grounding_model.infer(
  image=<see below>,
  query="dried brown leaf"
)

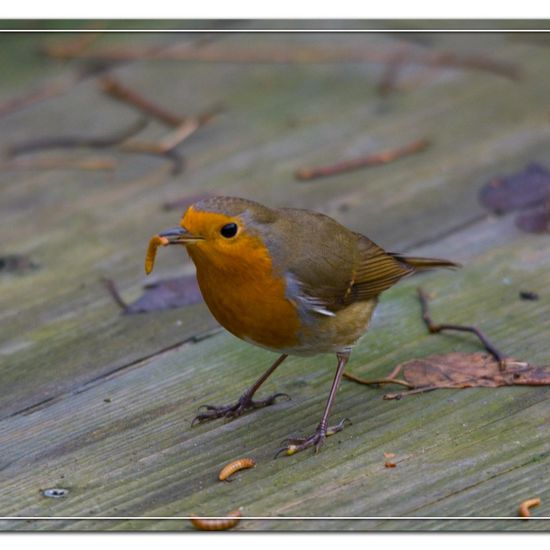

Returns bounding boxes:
[479,163,550,214]
[103,275,203,314]
[515,203,550,234]
[345,352,550,400]
[128,275,203,313]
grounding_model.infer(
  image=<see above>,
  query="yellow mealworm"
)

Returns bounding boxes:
[218,457,256,482]
[144,235,169,275]
[190,509,242,531]
[518,497,541,518]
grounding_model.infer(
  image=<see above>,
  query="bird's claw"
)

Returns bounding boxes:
[274,418,351,458]
[197,404,219,412]
[192,392,290,426]
[251,392,290,408]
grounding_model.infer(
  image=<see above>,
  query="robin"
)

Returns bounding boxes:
[148,196,458,456]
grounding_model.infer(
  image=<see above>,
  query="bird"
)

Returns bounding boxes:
[148,196,459,456]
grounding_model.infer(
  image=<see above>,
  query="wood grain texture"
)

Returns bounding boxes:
[0,24,549,531]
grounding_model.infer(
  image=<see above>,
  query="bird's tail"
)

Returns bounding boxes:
[391,253,461,272]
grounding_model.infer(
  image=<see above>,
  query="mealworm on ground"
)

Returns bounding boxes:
[218,457,257,481]
[144,235,170,275]
[190,509,242,531]
[518,497,541,518]
[383,452,396,459]
[384,461,397,468]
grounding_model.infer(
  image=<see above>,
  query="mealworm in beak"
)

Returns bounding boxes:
[145,235,170,275]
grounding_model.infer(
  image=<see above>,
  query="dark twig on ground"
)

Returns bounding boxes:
[295,138,430,181]
[4,116,188,175]
[101,277,129,312]
[0,155,117,172]
[119,105,222,175]
[99,75,186,127]
[6,117,148,157]
[40,29,105,59]
[417,287,507,368]
[41,42,521,81]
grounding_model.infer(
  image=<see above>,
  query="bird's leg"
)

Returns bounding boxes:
[276,352,351,457]
[192,354,290,425]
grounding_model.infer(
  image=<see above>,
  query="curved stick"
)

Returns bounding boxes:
[417,288,507,369]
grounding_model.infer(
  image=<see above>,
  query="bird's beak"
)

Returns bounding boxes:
[158,227,204,244]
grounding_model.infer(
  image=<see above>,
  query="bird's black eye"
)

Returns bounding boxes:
[220,223,238,238]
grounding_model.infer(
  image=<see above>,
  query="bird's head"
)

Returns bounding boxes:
[159,196,278,272]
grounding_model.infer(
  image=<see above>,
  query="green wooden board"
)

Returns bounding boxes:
[0,23,549,531]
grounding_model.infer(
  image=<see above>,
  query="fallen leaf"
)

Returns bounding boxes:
[344,352,550,400]
[103,275,203,314]
[126,275,203,313]
[515,202,550,233]
[479,163,550,214]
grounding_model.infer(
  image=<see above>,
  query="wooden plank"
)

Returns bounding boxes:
[0,28,549,530]
[2,28,545,414]
[1,215,549,531]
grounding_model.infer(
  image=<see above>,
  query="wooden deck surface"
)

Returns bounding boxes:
[0,22,549,531]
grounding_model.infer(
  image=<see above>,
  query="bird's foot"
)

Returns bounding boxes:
[191,392,290,426]
[275,417,351,457]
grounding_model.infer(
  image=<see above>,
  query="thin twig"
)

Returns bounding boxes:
[0,156,117,172]
[120,120,200,155]
[6,117,148,158]
[120,146,185,176]
[99,75,186,127]
[295,138,430,181]
[41,42,521,80]
[376,48,409,97]
[158,120,201,149]
[417,287,507,369]
[41,29,105,59]
[101,277,129,312]
[118,105,222,176]
[116,142,185,175]
[427,51,521,80]
[342,371,414,389]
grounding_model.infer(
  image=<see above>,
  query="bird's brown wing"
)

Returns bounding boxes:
[268,209,411,315]
[343,234,413,304]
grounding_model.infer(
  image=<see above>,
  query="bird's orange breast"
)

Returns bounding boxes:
[183,210,301,351]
